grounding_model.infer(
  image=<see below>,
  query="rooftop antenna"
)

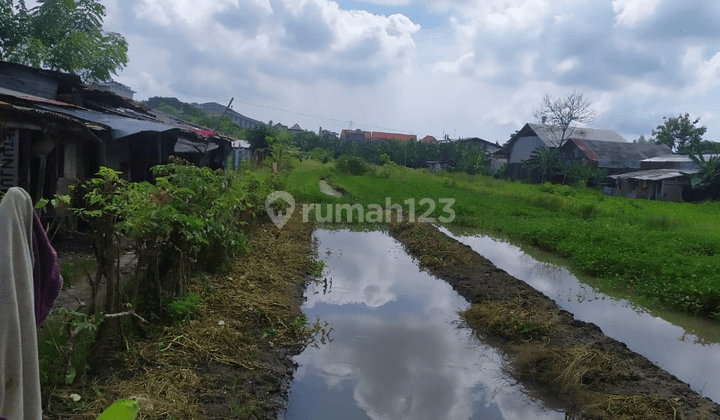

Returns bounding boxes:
[349,120,354,130]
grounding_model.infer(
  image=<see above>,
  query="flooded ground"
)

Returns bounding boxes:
[443,228,720,404]
[283,230,564,420]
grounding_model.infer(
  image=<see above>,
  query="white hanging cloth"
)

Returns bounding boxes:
[0,187,42,420]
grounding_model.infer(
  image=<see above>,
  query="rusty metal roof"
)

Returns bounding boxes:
[567,139,672,168]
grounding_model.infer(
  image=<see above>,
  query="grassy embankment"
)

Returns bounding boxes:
[286,159,720,318]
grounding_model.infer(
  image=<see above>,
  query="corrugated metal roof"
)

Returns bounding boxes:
[567,140,672,166]
[609,169,698,181]
[38,104,174,139]
[174,137,220,153]
[642,154,720,162]
[526,123,627,147]
[0,86,83,108]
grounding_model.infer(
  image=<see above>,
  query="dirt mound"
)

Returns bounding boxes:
[390,221,720,420]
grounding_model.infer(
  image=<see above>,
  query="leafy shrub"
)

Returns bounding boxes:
[335,155,369,175]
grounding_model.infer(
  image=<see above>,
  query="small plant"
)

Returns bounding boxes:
[261,327,278,339]
[308,258,325,277]
[167,292,203,321]
[290,315,309,335]
[38,308,102,387]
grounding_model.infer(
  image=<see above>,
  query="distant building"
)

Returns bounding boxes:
[456,137,502,154]
[605,169,696,201]
[505,123,628,178]
[420,135,436,144]
[198,102,260,129]
[340,129,416,143]
[340,129,370,143]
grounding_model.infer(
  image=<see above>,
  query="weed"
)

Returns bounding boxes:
[261,327,278,339]
[167,292,203,321]
[229,400,259,419]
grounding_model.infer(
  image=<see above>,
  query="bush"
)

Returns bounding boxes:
[335,155,369,175]
[167,292,204,321]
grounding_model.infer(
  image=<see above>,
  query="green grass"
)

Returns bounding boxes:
[286,159,720,318]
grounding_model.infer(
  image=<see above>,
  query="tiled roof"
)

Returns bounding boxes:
[370,131,417,142]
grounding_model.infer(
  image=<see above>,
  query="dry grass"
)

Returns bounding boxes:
[86,366,202,420]
[63,212,318,419]
[459,299,688,420]
[390,221,475,269]
[461,299,561,342]
[582,394,682,420]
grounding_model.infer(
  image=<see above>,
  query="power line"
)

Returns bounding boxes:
[232,98,421,136]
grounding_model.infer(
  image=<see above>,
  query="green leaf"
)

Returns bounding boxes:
[65,366,76,384]
[35,198,49,209]
[96,399,139,420]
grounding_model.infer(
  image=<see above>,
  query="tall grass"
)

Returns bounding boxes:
[286,160,720,318]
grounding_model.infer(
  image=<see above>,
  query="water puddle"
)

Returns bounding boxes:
[283,230,564,420]
[319,180,342,197]
[442,229,720,404]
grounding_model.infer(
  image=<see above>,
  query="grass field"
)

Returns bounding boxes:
[286,159,720,318]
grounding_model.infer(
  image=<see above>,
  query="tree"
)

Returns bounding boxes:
[525,147,562,183]
[651,113,707,154]
[247,123,277,152]
[533,91,595,147]
[0,0,128,83]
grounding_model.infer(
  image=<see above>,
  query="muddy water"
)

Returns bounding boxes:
[442,229,720,404]
[283,230,564,420]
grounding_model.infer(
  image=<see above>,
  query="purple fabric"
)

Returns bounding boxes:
[32,211,62,326]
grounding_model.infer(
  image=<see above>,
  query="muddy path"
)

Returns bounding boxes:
[389,221,720,420]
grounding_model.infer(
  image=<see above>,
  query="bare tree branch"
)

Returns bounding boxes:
[533,91,595,147]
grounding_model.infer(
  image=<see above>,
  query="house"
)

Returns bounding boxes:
[0,60,241,200]
[605,169,697,201]
[0,86,105,202]
[457,137,502,154]
[288,123,303,134]
[559,139,672,175]
[420,135,436,144]
[504,123,628,177]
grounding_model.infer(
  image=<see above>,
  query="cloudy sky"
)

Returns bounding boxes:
[98,0,720,144]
